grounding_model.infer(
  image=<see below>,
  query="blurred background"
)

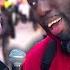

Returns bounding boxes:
[0,0,47,66]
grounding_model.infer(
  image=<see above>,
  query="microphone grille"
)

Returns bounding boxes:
[9,48,26,67]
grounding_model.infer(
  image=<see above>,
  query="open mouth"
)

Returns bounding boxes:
[48,17,62,28]
[47,16,63,35]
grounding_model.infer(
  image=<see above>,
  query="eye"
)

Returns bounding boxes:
[27,0,38,8]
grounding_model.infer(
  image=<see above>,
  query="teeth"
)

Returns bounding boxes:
[48,17,62,27]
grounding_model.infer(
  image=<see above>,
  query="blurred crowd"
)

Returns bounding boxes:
[0,0,46,66]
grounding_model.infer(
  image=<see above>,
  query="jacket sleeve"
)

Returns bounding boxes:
[21,36,53,70]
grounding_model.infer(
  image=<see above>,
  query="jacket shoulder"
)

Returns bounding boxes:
[22,36,53,70]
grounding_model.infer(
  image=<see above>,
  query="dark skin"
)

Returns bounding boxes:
[27,0,70,53]
[27,0,70,41]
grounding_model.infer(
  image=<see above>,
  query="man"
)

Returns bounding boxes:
[21,0,70,70]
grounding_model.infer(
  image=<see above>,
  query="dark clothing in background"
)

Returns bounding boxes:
[0,61,9,70]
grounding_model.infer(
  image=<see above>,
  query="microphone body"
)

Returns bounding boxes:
[9,48,26,70]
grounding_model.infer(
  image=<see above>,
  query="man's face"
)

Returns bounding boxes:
[27,0,70,40]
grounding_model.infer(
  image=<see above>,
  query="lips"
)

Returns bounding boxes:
[48,17,62,28]
[47,16,63,35]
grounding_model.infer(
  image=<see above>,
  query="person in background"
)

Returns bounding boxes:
[22,0,70,70]
[0,0,15,70]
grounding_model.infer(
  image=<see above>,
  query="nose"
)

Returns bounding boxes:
[37,0,51,16]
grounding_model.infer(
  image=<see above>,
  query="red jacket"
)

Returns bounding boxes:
[21,36,70,70]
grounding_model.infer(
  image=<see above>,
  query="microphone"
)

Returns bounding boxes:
[9,48,26,70]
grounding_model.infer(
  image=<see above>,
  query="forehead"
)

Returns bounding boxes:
[27,0,69,4]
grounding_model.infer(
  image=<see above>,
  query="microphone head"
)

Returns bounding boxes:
[9,48,26,67]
